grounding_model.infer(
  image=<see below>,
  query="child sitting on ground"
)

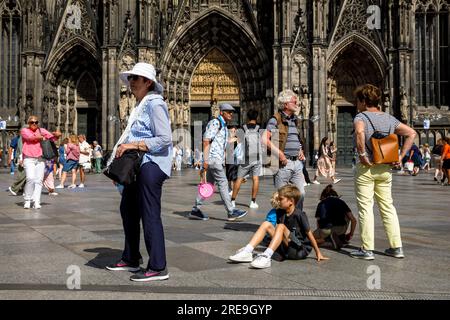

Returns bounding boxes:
[313,184,356,250]
[229,185,328,269]
[264,191,280,227]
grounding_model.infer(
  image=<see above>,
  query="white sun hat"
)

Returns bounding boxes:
[119,62,164,94]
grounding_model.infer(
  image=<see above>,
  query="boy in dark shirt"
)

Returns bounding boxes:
[229,185,328,269]
[313,185,357,250]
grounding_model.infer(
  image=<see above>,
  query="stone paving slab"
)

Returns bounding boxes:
[0,167,449,299]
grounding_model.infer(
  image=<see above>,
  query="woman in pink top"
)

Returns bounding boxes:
[20,115,61,209]
[57,135,80,189]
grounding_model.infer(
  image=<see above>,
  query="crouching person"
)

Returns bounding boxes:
[228,185,328,268]
[313,185,357,250]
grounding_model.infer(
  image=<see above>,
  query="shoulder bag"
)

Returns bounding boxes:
[103,149,145,185]
[361,113,399,164]
[39,129,58,160]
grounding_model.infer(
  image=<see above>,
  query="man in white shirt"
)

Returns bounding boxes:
[77,134,92,188]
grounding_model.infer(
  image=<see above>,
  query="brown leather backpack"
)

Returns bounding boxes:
[361,113,399,164]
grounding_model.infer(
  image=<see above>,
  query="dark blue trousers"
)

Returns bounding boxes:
[120,162,168,271]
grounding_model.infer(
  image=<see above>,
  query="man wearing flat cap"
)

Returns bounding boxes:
[189,103,248,221]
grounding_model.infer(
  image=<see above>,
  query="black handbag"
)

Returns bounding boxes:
[39,129,58,160]
[103,150,145,185]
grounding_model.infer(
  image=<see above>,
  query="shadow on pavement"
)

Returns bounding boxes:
[84,247,123,269]
[223,223,260,232]
[172,211,190,218]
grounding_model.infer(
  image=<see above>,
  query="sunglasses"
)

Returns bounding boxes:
[28,121,39,125]
[127,75,141,81]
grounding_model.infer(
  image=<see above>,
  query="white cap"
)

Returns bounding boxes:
[119,62,164,94]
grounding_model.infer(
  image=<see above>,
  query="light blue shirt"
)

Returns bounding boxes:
[203,115,228,165]
[125,92,173,177]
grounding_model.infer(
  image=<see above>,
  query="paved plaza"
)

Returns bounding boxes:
[0,166,449,300]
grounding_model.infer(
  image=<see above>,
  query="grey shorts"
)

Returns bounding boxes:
[237,161,262,178]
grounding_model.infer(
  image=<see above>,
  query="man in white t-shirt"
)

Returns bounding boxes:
[77,134,92,188]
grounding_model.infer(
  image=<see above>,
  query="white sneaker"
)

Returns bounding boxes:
[249,201,259,209]
[231,200,236,208]
[229,248,253,263]
[49,192,59,196]
[33,202,41,209]
[250,254,271,269]
[78,183,85,188]
[333,179,341,184]
[311,180,320,185]
[8,187,17,196]
[24,201,31,209]
[55,185,64,189]
[68,184,76,189]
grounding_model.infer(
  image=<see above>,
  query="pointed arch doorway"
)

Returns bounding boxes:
[76,72,100,142]
[188,48,241,144]
[328,42,384,166]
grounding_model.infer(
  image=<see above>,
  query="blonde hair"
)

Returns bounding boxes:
[27,115,38,122]
[270,192,280,209]
[69,134,78,144]
[278,184,301,205]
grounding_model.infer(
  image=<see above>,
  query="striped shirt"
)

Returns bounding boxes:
[266,112,302,157]
[125,94,173,177]
[353,111,400,162]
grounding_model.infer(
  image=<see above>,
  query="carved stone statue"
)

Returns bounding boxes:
[139,50,155,64]
[300,85,310,121]
[59,103,66,129]
[118,87,128,131]
[211,99,220,118]
[42,103,49,127]
[16,95,25,125]
[383,96,391,114]
[400,87,409,121]
[49,101,56,126]
[183,101,190,125]
[120,55,135,72]
[176,101,183,126]
[68,103,76,130]
[24,90,34,124]
[168,100,176,124]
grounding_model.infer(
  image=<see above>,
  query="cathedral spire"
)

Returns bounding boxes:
[119,9,136,56]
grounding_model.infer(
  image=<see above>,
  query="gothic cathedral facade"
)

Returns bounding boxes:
[0,0,449,165]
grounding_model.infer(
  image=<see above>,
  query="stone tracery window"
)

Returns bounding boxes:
[415,5,450,107]
[0,0,21,109]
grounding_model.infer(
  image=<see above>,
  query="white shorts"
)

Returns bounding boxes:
[79,162,92,170]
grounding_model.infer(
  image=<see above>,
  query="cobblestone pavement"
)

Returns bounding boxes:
[0,166,449,300]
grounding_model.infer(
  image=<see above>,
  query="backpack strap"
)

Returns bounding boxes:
[360,112,377,132]
[210,117,225,149]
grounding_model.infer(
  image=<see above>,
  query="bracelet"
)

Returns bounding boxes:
[358,152,368,157]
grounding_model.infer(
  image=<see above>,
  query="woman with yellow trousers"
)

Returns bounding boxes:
[350,84,416,260]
